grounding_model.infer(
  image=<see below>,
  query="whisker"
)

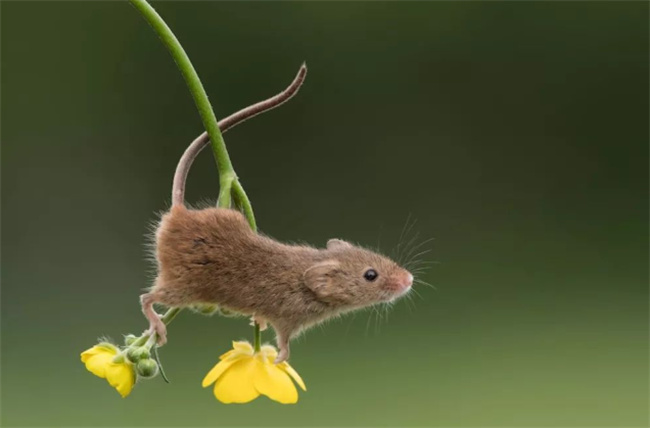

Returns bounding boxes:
[409,260,439,267]
[365,307,374,338]
[405,295,414,313]
[409,264,437,276]
[402,220,421,261]
[402,237,435,267]
[406,261,433,273]
[394,215,416,262]
[408,262,432,274]
[398,213,412,244]
[376,223,383,254]
[414,278,437,290]
[374,306,382,335]
[399,230,421,265]
[403,292,416,313]
[391,216,407,260]
[383,304,390,325]
[363,311,372,337]
[382,302,393,324]
[410,287,425,300]
[409,261,437,270]
[408,237,435,256]
[405,248,433,265]
[411,271,433,280]
[404,235,434,254]
[343,311,358,339]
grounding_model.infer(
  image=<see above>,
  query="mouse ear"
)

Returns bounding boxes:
[327,239,352,250]
[303,260,346,303]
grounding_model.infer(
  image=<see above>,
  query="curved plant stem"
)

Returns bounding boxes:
[129,0,235,189]
[152,345,171,383]
[128,0,261,349]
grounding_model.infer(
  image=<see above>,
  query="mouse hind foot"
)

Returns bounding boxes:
[140,283,197,346]
[140,292,169,346]
[272,326,292,364]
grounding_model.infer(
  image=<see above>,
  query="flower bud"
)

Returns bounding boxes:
[137,358,159,378]
[126,346,150,363]
[124,334,138,346]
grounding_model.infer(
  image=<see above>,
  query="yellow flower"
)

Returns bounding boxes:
[80,344,136,398]
[202,341,306,404]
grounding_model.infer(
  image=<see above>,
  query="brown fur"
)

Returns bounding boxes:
[140,65,413,362]
[145,205,413,362]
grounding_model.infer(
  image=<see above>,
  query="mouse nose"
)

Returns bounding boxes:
[395,271,413,292]
[404,272,414,288]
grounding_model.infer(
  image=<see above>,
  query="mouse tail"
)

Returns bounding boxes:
[171,64,308,207]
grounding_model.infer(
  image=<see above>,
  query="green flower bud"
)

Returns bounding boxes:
[126,346,150,363]
[137,358,159,378]
[124,334,138,346]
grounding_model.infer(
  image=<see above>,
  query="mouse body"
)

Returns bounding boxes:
[139,65,414,363]
[144,205,413,362]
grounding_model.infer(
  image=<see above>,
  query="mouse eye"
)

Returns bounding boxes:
[363,269,378,282]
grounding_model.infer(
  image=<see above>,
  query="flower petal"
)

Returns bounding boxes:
[257,345,306,392]
[105,363,135,398]
[81,346,135,398]
[219,350,236,361]
[278,362,307,391]
[202,355,245,388]
[213,357,260,404]
[260,345,278,362]
[232,341,253,355]
[80,349,100,364]
[82,351,114,379]
[80,345,116,364]
[253,356,298,404]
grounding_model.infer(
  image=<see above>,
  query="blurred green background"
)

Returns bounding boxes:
[2,1,648,427]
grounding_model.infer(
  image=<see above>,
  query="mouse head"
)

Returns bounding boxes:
[303,239,413,308]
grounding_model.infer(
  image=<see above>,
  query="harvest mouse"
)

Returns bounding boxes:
[141,66,414,363]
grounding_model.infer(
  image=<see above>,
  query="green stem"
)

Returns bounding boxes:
[253,322,261,353]
[129,0,235,185]
[217,176,233,208]
[161,307,181,324]
[232,180,257,231]
[129,0,260,349]
[132,307,181,348]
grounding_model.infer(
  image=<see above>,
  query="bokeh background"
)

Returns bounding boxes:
[2,1,648,427]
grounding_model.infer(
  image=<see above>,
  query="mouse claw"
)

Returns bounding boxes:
[274,346,290,364]
[273,329,291,364]
[146,322,167,347]
[155,331,167,347]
